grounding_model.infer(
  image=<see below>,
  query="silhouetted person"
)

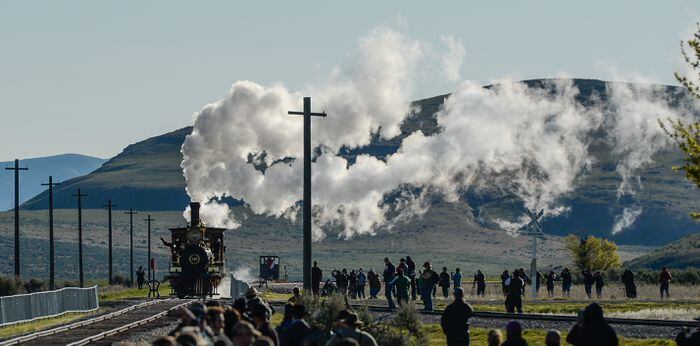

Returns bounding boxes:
[660,267,672,299]
[502,321,528,346]
[473,270,486,297]
[280,304,311,346]
[356,268,366,299]
[545,330,561,346]
[440,287,474,346]
[545,271,557,298]
[582,269,594,299]
[367,269,380,299]
[505,270,524,313]
[535,271,542,293]
[566,303,618,346]
[439,267,451,299]
[383,258,396,308]
[621,269,636,299]
[136,266,146,290]
[311,261,322,297]
[560,268,572,298]
[406,256,417,300]
[501,270,510,296]
[594,271,604,299]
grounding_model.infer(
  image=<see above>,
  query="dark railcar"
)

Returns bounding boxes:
[165,202,226,298]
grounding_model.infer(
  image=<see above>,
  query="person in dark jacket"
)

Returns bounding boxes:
[501,270,510,296]
[505,270,524,313]
[473,270,486,297]
[535,271,542,293]
[406,256,417,300]
[545,271,557,298]
[501,321,528,346]
[594,271,605,299]
[333,269,349,296]
[621,269,637,299]
[660,267,672,299]
[676,317,700,346]
[582,270,594,299]
[420,262,438,311]
[439,267,451,299]
[440,287,474,346]
[383,258,396,308]
[136,266,146,290]
[560,268,572,298]
[566,303,618,346]
[251,303,279,346]
[367,269,380,299]
[311,261,322,298]
[280,304,311,346]
[348,270,357,299]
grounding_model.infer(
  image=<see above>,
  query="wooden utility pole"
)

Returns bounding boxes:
[41,176,60,290]
[288,96,326,291]
[71,189,88,287]
[125,209,138,287]
[103,200,117,285]
[143,215,155,282]
[5,159,28,279]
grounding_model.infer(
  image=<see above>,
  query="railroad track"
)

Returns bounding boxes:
[0,298,192,346]
[360,304,696,328]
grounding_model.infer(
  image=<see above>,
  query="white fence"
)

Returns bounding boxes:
[0,286,99,326]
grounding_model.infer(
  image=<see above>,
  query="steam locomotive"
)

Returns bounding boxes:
[165,202,226,298]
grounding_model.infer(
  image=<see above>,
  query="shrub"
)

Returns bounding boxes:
[0,276,24,296]
[23,278,47,293]
[113,275,131,287]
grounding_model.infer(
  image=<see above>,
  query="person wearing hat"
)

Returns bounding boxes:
[676,316,700,345]
[280,304,311,346]
[326,310,377,346]
[233,321,263,346]
[440,287,474,345]
[420,262,438,311]
[391,268,411,306]
[250,303,279,346]
[502,321,528,346]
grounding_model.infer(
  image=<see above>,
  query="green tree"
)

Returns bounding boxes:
[564,234,621,272]
[659,24,700,219]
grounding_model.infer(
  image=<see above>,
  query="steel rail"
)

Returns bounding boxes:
[0,299,168,346]
[360,304,696,328]
[66,300,192,346]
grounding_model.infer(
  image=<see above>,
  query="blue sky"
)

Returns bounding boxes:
[1,1,699,160]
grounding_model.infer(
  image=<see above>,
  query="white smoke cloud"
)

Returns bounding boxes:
[181,25,698,239]
[440,35,465,82]
[612,206,643,235]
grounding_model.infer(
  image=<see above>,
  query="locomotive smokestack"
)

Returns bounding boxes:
[190,202,200,227]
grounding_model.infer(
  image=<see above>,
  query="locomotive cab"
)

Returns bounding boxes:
[166,202,226,298]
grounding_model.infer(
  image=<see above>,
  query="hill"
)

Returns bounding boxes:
[19,78,700,246]
[0,154,105,211]
[625,232,700,269]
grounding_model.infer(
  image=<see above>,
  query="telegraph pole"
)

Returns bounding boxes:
[103,200,117,285]
[71,189,88,288]
[5,159,28,279]
[41,176,60,290]
[288,96,327,291]
[143,215,155,282]
[125,209,138,287]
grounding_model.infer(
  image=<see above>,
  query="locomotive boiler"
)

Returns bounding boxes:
[165,202,226,298]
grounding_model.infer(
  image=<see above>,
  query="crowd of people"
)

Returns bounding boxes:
[312,257,679,314]
[150,281,700,346]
